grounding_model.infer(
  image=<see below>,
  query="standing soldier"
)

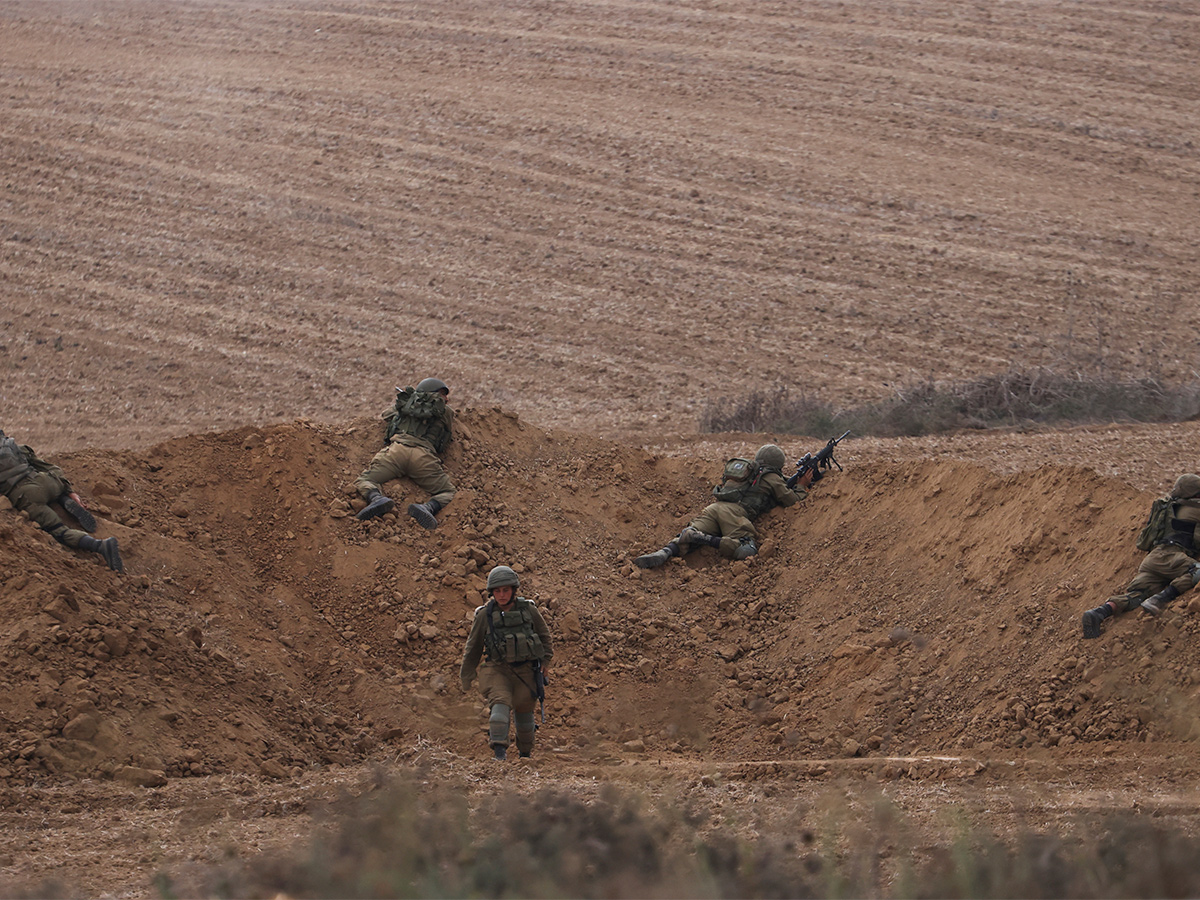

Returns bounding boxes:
[460,565,553,761]
[1,427,123,572]
[1082,473,1200,638]
[354,377,456,529]
[634,443,815,568]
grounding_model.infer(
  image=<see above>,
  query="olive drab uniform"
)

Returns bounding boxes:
[354,380,456,529]
[1082,474,1200,638]
[460,597,553,758]
[0,430,123,572]
[688,468,804,558]
[634,444,808,568]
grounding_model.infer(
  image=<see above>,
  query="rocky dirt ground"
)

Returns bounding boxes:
[2,1,1200,897]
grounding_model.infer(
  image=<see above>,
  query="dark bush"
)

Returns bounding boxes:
[700,370,1200,438]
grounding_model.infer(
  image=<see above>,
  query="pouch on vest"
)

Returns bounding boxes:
[1136,497,1173,552]
[713,457,760,503]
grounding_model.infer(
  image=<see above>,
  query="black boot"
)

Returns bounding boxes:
[1141,585,1180,617]
[1081,603,1114,639]
[492,743,507,761]
[80,536,124,573]
[356,490,395,520]
[635,541,679,569]
[407,498,443,529]
[679,527,720,549]
[61,494,96,533]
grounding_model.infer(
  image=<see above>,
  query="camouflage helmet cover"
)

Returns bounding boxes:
[1171,474,1200,500]
[416,377,449,394]
[754,443,786,470]
[487,565,520,591]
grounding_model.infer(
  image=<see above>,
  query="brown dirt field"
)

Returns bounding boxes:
[3,1,1200,896]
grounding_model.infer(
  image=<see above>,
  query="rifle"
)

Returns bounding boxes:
[532,660,549,725]
[786,430,850,489]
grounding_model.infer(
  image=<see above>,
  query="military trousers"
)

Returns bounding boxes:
[1108,543,1199,612]
[355,441,455,508]
[478,660,538,713]
[688,501,757,543]
[7,472,87,548]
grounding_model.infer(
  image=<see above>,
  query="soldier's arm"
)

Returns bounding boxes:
[768,472,804,507]
[530,605,553,668]
[460,611,485,689]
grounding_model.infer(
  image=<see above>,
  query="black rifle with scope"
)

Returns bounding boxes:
[786,430,850,489]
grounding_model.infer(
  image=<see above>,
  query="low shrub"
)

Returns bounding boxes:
[699,370,1200,438]
[137,775,1200,899]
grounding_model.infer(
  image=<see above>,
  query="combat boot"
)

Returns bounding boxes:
[492,744,507,761]
[61,493,96,533]
[407,498,443,529]
[356,490,395,521]
[634,541,679,569]
[1140,585,1180,617]
[80,536,124,573]
[1081,603,1113,639]
[679,527,719,549]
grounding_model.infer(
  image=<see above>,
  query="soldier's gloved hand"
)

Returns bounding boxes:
[1190,563,1200,587]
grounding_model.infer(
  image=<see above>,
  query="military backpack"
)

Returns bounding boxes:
[1136,497,1173,552]
[713,457,761,504]
[383,387,451,453]
[0,435,33,492]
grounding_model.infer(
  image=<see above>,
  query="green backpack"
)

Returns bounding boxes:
[384,387,451,452]
[1135,497,1173,552]
[713,457,761,503]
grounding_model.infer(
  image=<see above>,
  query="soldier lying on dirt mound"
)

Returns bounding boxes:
[353,376,456,530]
[460,565,553,761]
[1082,473,1200,639]
[634,443,815,569]
[0,427,123,572]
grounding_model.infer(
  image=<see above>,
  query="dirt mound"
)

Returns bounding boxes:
[4,410,1199,788]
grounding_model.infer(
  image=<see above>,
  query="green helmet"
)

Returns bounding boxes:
[487,565,520,591]
[1172,474,1200,500]
[754,443,786,471]
[416,377,449,395]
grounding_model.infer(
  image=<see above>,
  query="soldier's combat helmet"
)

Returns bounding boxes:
[754,443,786,471]
[486,565,520,592]
[416,377,449,395]
[1171,474,1200,500]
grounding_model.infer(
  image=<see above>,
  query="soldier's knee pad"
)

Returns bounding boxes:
[719,536,756,560]
[488,703,511,744]
[514,712,535,734]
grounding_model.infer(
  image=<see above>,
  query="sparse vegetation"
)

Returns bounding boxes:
[700,370,1200,438]
[132,775,1200,899]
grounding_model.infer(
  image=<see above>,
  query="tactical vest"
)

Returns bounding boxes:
[739,472,782,519]
[1164,507,1198,553]
[384,388,451,454]
[481,597,545,664]
[0,435,33,493]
